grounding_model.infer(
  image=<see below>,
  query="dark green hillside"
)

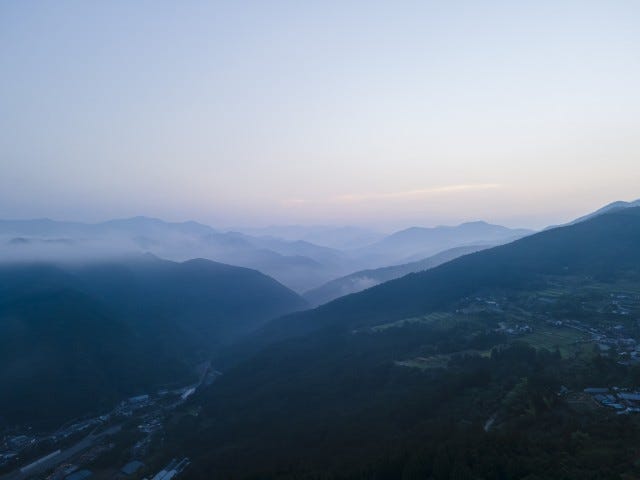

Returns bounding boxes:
[176,338,640,479]
[0,289,188,425]
[0,256,306,426]
[162,208,640,479]
[76,256,307,341]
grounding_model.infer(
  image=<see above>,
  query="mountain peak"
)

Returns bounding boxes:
[568,197,640,225]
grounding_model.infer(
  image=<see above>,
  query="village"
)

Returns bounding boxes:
[0,364,220,480]
[470,285,640,364]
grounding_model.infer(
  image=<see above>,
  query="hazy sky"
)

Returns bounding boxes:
[1,1,639,230]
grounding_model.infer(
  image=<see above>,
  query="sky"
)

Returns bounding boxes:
[1,0,639,230]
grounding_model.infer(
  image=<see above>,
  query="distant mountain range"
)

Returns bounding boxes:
[0,255,305,425]
[303,244,491,306]
[0,217,535,292]
[0,217,358,292]
[1,199,635,300]
[351,221,533,266]
[0,216,217,238]
[233,225,386,250]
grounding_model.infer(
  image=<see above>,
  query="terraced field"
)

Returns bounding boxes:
[396,349,492,370]
[371,312,458,332]
[516,325,592,357]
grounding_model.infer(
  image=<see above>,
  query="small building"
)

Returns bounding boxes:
[7,435,32,450]
[584,387,609,394]
[65,470,92,480]
[121,460,145,475]
[594,394,617,404]
[619,392,640,402]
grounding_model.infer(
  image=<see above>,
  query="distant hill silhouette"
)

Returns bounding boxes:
[303,244,490,306]
[235,225,385,249]
[0,217,539,293]
[353,221,533,265]
[0,217,362,292]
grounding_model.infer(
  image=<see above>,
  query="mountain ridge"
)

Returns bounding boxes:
[0,255,306,425]
[259,206,640,343]
[303,244,491,306]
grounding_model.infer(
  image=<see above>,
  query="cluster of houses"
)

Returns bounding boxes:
[0,451,17,469]
[583,387,640,414]
[547,318,640,361]
[0,381,201,479]
[609,293,638,316]
[0,433,36,469]
[51,418,103,443]
[115,394,154,417]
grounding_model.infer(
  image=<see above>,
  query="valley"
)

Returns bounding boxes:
[2,205,640,479]
[153,207,640,479]
[0,363,217,480]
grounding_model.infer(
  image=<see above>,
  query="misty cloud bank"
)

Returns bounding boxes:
[0,217,535,293]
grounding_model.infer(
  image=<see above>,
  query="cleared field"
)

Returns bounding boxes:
[535,288,568,298]
[395,355,449,370]
[371,312,456,332]
[396,350,491,370]
[517,326,591,357]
